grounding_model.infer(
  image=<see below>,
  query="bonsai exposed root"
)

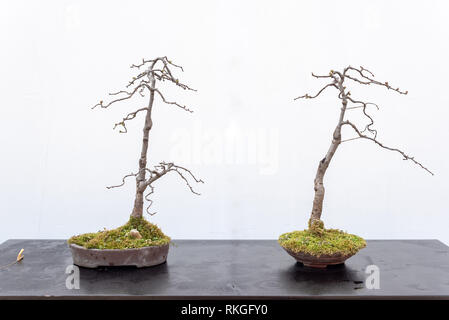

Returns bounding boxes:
[308,218,325,237]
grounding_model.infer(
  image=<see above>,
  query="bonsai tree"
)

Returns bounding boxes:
[279,66,433,267]
[69,57,203,253]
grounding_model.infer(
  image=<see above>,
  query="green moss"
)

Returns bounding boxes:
[278,226,366,257]
[68,217,171,249]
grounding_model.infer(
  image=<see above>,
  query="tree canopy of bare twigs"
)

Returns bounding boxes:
[92,57,203,218]
[295,66,433,227]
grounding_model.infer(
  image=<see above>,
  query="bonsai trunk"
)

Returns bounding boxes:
[309,90,347,226]
[131,75,156,219]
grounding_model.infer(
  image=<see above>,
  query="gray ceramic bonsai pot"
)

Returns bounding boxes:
[69,243,169,268]
[281,247,356,268]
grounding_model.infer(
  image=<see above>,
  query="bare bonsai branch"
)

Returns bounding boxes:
[153,88,194,113]
[344,66,408,95]
[113,107,149,133]
[127,56,196,91]
[142,162,203,216]
[294,82,337,100]
[343,120,434,175]
[92,56,196,113]
[144,185,156,216]
[144,162,204,191]
[106,172,137,189]
[295,65,433,230]
[346,97,379,138]
[92,84,145,109]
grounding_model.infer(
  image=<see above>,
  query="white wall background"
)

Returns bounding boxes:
[1,0,448,245]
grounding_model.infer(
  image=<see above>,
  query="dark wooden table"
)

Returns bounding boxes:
[0,239,448,299]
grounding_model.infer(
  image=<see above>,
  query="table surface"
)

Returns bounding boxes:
[0,239,448,299]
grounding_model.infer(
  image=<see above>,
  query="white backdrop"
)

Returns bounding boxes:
[1,0,448,245]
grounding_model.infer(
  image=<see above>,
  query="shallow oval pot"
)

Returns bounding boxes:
[69,243,169,268]
[281,247,358,268]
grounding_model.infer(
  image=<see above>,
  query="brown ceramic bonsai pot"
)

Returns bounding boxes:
[281,247,357,268]
[69,243,169,268]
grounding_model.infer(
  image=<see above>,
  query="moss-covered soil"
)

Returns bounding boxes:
[278,227,366,257]
[68,217,171,249]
